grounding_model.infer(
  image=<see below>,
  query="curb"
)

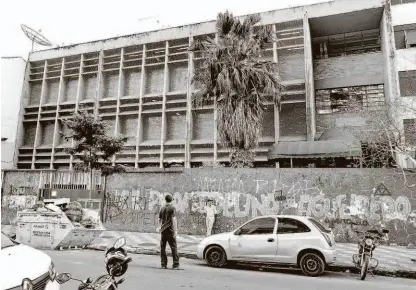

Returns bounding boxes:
[86,245,416,279]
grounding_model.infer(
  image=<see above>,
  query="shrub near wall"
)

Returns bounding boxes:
[105,168,416,246]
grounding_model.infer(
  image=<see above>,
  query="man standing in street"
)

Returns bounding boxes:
[157,194,180,269]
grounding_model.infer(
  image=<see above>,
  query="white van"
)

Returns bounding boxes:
[0,232,60,290]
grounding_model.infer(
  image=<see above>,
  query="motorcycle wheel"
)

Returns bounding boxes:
[360,254,370,281]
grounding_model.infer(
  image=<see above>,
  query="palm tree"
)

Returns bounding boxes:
[190,11,282,167]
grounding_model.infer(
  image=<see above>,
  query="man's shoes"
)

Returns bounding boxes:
[161,265,167,269]
[172,265,181,270]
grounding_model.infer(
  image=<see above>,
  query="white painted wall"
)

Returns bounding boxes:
[391,3,416,169]
[391,2,416,26]
[1,57,27,169]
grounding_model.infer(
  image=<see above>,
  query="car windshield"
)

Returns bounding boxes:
[308,218,331,233]
[1,232,19,249]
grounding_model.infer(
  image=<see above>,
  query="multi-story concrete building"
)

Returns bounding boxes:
[392,0,416,168]
[1,57,27,169]
[10,0,416,170]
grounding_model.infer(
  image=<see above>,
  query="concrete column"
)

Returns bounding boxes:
[70,54,85,170]
[31,60,48,169]
[112,48,125,166]
[159,41,169,168]
[94,51,105,118]
[50,58,66,169]
[382,0,403,167]
[13,61,31,168]
[303,13,316,141]
[273,24,280,144]
[135,45,146,168]
[185,36,194,168]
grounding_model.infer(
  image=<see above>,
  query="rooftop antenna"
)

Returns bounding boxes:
[21,24,53,52]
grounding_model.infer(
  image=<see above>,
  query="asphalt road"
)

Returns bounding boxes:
[45,250,415,290]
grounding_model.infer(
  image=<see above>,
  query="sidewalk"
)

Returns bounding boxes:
[88,231,416,276]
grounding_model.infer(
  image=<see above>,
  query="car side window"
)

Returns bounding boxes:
[239,217,276,235]
[277,218,311,234]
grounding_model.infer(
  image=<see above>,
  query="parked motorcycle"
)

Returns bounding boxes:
[55,237,132,290]
[352,229,389,281]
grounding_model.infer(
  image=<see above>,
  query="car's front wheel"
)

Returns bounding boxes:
[299,252,325,277]
[205,245,227,268]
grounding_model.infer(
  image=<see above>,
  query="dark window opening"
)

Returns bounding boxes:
[277,218,311,234]
[277,157,361,168]
[399,70,416,97]
[395,30,406,49]
[239,217,276,235]
[315,85,385,115]
[404,119,416,146]
[361,142,396,168]
[312,29,381,59]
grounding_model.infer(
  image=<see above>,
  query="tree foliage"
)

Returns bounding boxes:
[190,11,283,165]
[346,97,416,170]
[61,110,126,176]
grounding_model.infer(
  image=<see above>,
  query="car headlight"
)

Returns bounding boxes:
[49,262,57,281]
[365,238,373,246]
[22,279,33,290]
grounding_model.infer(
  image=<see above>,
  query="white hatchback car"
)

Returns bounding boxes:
[0,232,60,290]
[197,215,336,277]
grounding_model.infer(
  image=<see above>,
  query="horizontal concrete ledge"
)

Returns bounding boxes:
[86,245,416,279]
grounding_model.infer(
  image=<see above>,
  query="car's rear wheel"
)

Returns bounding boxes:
[299,252,325,277]
[205,246,227,268]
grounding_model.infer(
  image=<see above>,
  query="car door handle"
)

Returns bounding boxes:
[267,238,275,242]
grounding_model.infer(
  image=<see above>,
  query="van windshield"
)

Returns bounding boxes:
[309,218,331,233]
[1,232,19,249]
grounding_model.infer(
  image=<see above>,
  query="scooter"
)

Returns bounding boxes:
[55,237,132,290]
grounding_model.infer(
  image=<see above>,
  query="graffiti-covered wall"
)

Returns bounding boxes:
[104,168,416,246]
[2,168,416,246]
[1,171,42,224]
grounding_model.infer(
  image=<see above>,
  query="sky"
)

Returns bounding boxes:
[0,0,330,60]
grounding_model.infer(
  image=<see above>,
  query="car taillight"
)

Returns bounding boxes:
[322,233,332,247]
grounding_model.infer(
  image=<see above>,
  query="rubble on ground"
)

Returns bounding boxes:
[25,200,104,230]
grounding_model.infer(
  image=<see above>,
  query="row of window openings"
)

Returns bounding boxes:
[315,85,385,114]
[313,29,381,59]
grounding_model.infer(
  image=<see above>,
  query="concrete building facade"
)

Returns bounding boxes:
[11,0,416,170]
[1,57,27,169]
[391,0,416,168]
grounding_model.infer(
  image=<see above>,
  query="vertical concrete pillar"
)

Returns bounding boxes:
[50,58,66,169]
[70,54,85,170]
[303,13,316,142]
[381,0,403,166]
[273,24,280,144]
[13,60,31,168]
[31,60,48,169]
[112,48,125,166]
[159,41,169,168]
[382,0,400,104]
[185,36,194,168]
[135,45,146,169]
[94,51,105,118]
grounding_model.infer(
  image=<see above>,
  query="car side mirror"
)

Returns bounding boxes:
[56,273,71,284]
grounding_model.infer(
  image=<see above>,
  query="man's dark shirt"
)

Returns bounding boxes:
[159,203,176,234]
